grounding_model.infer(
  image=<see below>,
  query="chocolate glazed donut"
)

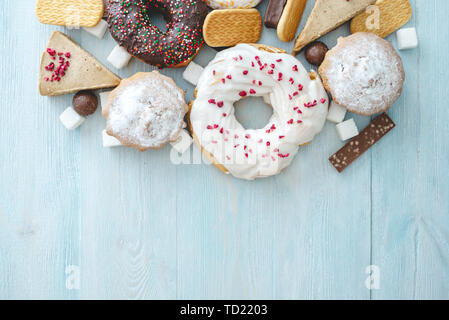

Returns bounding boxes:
[107,0,209,68]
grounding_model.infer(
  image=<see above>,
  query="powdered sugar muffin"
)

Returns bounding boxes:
[319,32,405,116]
[103,71,188,151]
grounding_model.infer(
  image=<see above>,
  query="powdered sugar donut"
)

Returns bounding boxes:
[103,71,188,151]
[206,0,261,9]
[189,44,329,180]
[319,32,405,116]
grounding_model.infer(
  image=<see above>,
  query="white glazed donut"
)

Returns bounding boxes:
[206,0,261,9]
[190,44,329,180]
[103,71,188,151]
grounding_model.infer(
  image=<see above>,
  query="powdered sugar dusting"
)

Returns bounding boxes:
[107,72,188,149]
[321,33,404,115]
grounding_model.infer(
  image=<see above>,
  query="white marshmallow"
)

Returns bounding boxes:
[60,107,85,130]
[397,27,418,50]
[82,19,108,39]
[107,45,132,69]
[182,61,204,86]
[102,129,122,147]
[336,119,359,141]
[170,129,193,154]
[327,100,347,123]
[99,91,112,111]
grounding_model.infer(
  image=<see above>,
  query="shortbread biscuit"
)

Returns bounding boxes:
[350,0,412,38]
[277,0,307,42]
[203,9,262,47]
[293,0,376,54]
[39,31,120,96]
[36,0,104,28]
[319,33,405,116]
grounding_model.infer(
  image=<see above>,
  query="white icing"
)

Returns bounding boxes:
[190,44,329,180]
[107,73,188,149]
[323,33,404,114]
[206,0,261,10]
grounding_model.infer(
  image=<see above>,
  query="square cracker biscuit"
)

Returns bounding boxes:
[350,0,412,38]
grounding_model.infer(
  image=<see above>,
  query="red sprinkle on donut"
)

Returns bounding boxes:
[278,153,290,158]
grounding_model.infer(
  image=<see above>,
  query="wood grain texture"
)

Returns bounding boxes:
[0,0,448,300]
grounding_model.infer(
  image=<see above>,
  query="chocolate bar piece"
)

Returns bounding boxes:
[264,0,288,28]
[329,113,396,173]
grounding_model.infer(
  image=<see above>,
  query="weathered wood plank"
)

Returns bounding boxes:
[371,0,449,299]
[0,0,447,300]
[0,1,80,299]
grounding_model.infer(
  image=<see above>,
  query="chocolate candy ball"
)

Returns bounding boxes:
[305,42,329,66]
[73,91,98,117]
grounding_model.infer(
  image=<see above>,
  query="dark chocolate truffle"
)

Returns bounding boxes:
[305,42,329,66]
[73,91,98,117]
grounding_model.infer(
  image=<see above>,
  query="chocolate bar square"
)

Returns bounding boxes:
[329,113,396,173]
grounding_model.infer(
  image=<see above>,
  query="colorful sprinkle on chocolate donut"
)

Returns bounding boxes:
[107,0,208,68]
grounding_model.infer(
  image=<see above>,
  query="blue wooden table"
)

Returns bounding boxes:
[0,0,448,299]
